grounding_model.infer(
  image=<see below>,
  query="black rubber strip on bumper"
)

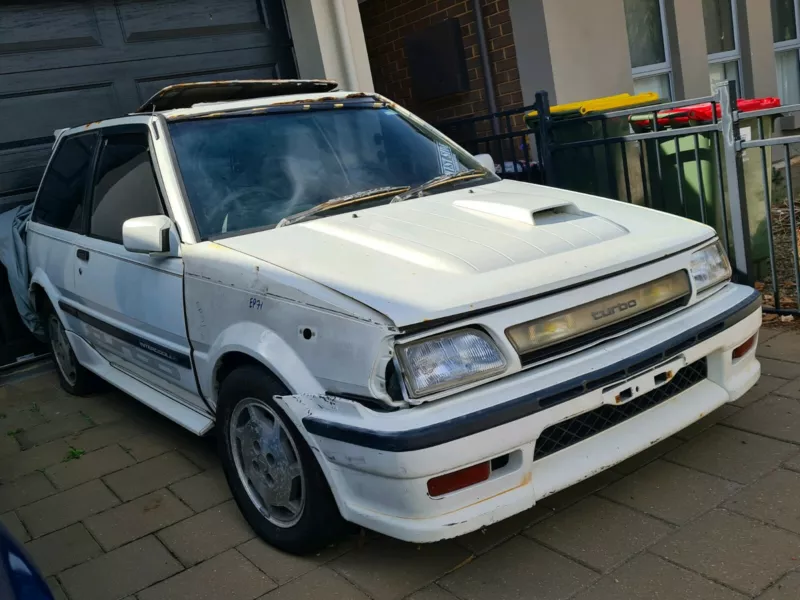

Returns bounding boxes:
[303,289,761,453]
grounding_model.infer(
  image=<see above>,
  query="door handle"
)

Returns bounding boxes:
[76,249,89,262]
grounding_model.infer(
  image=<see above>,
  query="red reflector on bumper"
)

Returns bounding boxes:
[733,334,757,359]
[427,462,491,497]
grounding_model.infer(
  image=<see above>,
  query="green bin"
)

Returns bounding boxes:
[525,93,661,200]
[740,115,777,278]
[632,99,780,275]
[630,117,720,228]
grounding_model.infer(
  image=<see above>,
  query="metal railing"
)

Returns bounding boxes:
[534,84,748,276]
[436,81,800,315]
[738,101,800,315]
[437,105,541,183]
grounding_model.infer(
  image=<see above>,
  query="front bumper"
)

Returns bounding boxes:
[292,283,761,543]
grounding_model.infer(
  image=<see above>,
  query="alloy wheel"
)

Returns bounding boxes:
[230,399,306,528]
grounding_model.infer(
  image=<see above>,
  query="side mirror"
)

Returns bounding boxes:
[474,153,496,173]
[122,215,175,255]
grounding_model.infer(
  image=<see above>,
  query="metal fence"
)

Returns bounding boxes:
[438,81,800,316]
[736,102,800,315]
[437,105,542,184]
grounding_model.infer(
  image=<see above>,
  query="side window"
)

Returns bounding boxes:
[90,131,164,244]
[32,134,97,232]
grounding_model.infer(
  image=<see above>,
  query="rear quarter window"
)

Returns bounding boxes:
[32,134,98,232]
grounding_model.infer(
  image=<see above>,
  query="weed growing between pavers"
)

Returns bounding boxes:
[63,447,86,462]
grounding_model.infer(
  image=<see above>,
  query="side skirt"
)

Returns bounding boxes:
[66,330,214,436]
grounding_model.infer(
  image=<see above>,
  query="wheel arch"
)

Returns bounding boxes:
[203,326,352,529]
[29,267,64,322]
[213,351,290,401]
[29,281,49,315]
[199,321,325,413]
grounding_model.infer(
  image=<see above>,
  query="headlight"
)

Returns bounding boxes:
[690,241,731,292]
[396,329,506,397]
[506,271,691,357]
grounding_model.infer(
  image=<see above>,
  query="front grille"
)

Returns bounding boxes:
[533,358,707,461]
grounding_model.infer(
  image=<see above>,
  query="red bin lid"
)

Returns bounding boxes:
[630,97,781,130]
[687,97,781,122]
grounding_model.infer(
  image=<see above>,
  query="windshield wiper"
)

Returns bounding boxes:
[277,185,411,227]
[276,170,489,227]
[390,169,488,203]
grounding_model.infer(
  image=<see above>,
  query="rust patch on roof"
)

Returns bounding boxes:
[267,92,373,108]
[136,79,339,113]
[270,95,339,106]
[164,91,385,121]
[195,112,227,119]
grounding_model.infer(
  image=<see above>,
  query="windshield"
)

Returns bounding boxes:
[168,103,495,238]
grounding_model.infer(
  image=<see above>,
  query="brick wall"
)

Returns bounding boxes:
[359,0,523,127]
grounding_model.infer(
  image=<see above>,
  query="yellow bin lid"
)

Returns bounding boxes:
[526,92,660,119]
[579,92,659,114]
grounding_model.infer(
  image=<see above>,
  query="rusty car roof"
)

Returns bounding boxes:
[135,79,339,113]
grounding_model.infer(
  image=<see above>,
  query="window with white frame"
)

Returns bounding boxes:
[773,0,800,105]
[703,0,742,95]
[624,0,673,99]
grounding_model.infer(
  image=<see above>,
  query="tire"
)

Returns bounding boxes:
[217,365,348,554]
[43,302,95,396]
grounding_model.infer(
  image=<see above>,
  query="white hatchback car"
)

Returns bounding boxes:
[26,80,761,554]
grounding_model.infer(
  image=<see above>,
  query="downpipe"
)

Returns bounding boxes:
[472,0,500,136]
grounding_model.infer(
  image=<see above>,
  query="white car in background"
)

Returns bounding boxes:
[25,80,761,554]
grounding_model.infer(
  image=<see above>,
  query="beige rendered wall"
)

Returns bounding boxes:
[737,0,778,98]
[509,0,634,105]
[340,0,375,92]
[508,0,555,105]
[284,0,374,92]
[666,0,710,98]
[545,0,634,103]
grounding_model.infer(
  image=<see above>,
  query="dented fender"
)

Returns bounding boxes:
[183,241,398,410]
[194,321,324,409]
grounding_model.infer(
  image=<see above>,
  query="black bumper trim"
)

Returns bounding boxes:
[303,289,761,453]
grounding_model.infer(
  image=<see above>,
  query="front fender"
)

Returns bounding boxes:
[195,321,324,410]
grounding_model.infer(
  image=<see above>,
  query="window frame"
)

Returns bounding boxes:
[31,131,100,235]
[627,0,674,97]
[706,0,744,95]
[773,0,800,105]
[85,124,168,246]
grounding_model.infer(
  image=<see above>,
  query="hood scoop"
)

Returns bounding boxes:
[217,178,714,327]
[453,198,580,225]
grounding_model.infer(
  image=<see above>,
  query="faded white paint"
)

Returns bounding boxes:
[26,87,761,544]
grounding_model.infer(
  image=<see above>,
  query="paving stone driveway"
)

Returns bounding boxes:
[2,325,800,600]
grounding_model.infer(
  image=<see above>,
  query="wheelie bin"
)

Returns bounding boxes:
[631,97,780,273]
[525,93,661,200]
